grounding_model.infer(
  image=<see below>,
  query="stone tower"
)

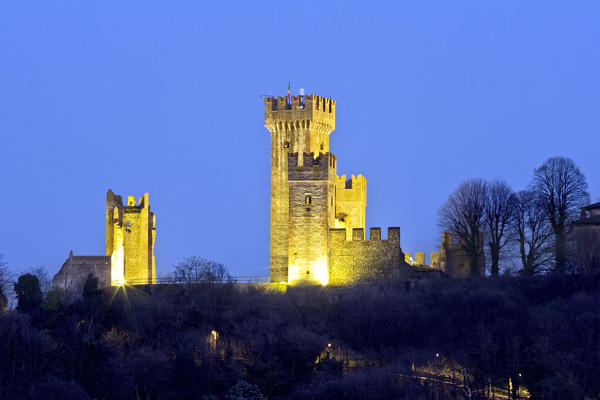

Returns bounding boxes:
[265,92,369,284]
[106,189,156,285]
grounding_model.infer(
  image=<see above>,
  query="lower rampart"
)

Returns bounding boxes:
[328,227,408,285]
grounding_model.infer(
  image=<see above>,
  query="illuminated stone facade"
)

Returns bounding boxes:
[265,93,405,285]
[328,228,405,285]
[106,190,156,285]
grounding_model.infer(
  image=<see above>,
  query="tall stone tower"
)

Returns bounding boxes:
[106,190,156,285]
[265,92,368,284]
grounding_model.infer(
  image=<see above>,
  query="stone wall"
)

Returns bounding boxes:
[52,252,110,295]
[328,227,407,285]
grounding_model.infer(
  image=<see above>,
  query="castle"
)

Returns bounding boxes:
[52,190,156,293]
[266,92,410,285]
[52,89,484,294]
[264,91,484,285]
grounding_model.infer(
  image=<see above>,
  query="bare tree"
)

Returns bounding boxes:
[0,255,11,311]
[26,266,51,294]
[0,255,11,294]
[484,180,517,275]
[531,157,590,272]
[173,256,231,284]
[439,179,488,276]
[512,190,554,275]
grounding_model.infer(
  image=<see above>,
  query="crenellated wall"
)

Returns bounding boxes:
[328,227,405,285]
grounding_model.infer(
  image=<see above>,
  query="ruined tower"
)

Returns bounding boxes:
[265,91,372,285]
[106,190,156,285]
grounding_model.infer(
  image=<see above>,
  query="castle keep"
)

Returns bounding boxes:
[265,92,405,285]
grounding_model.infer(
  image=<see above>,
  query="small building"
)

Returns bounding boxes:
[431,232,485,278]
[52,252,110,296]
[575,202,600,274]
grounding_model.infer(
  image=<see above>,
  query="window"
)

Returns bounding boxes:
[305,195,312,205]
[284,141,290,148]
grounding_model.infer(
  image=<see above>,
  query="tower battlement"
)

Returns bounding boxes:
[329,227,400,243]
[337,174,367,194]
[264,94,335,132]
[287,152,337,181]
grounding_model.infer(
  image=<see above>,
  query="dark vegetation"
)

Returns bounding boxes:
[1,272,600,400]
[0,156,596,399]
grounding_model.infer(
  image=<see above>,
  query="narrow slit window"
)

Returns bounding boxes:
[305,195,312,205]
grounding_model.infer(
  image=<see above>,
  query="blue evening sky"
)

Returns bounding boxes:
[1,1,598,277]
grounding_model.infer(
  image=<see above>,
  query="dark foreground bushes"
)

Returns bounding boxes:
[1,275,599,399]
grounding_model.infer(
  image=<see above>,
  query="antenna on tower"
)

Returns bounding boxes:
[286,75,291,109]
[299,88,305,109]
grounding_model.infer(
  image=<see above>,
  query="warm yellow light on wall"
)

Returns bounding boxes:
[288,257,329,286]
[111,247,125,287]
[288,264,301,284]
[312,258,329,285]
